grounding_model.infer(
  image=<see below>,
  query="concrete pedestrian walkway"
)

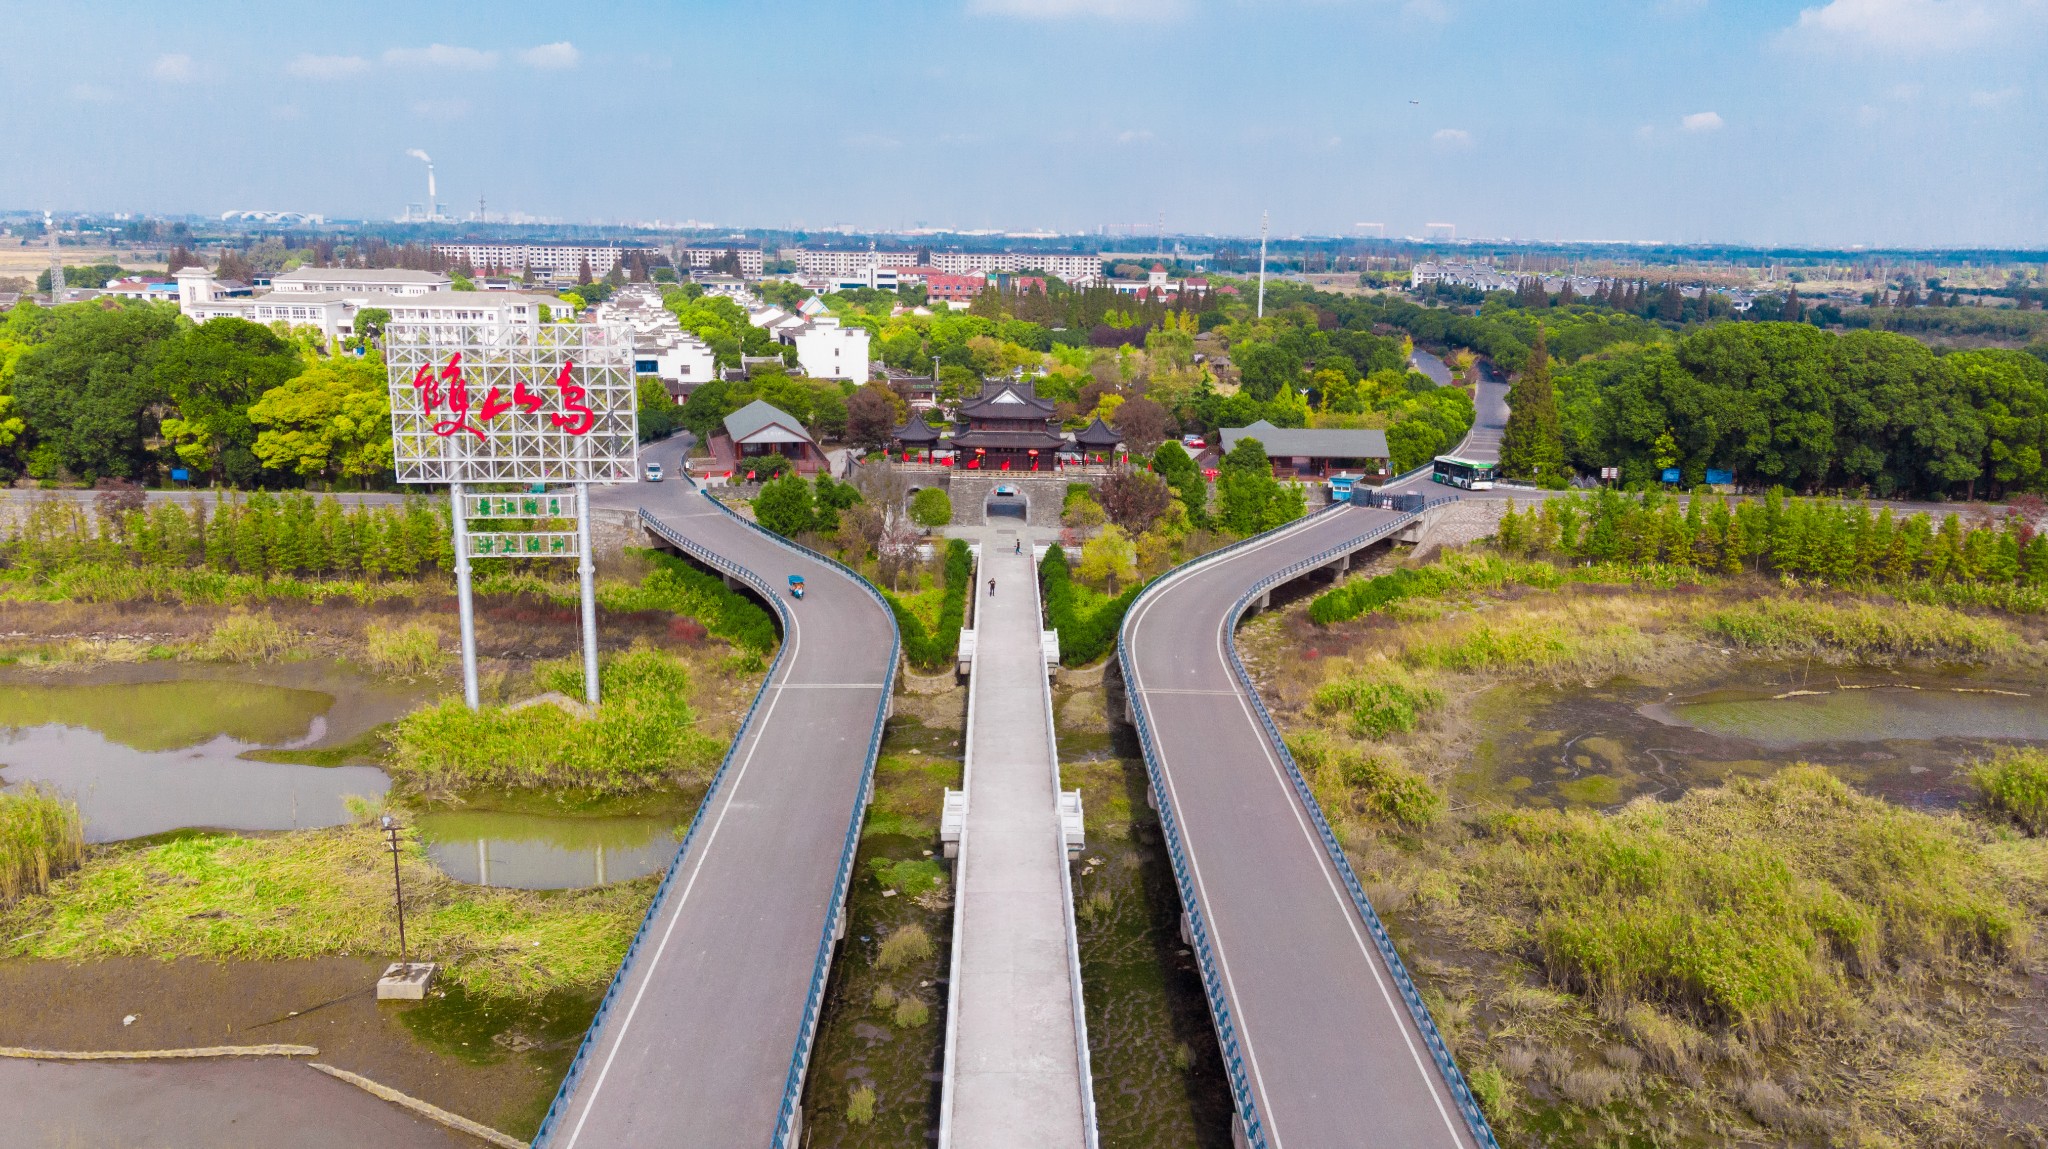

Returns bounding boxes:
[939,529,1094,1149]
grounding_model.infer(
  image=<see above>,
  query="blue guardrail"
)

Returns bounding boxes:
[1115,498,1499,1149]
[528,487,899,1149]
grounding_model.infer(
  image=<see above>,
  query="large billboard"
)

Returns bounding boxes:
[386,322,638,485]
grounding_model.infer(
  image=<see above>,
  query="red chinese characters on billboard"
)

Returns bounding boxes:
[413,355,598,441]
[411,354,596,441]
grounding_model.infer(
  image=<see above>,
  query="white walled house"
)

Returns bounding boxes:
[789,317,870,384]
[269,267,450,296]
[175,267,557,341]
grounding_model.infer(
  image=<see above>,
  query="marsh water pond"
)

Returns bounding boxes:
[1464,663,2048,812]
[0,662,691,889]
[0,663,422,842]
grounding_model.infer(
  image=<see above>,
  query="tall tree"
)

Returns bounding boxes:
[154,317,305,485]
[1499,325,1565,486]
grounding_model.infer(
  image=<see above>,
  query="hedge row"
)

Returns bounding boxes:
[1040,543,1143,666]
[887,538,972,670]
[604,549,780,654]
[1306,567,1428,625]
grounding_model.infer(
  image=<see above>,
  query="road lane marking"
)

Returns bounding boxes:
[1210,600,1468,1147]
[562,553,808,1148]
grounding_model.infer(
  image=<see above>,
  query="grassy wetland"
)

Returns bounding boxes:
[1239,524,2048,1146]
[0,502,779,1138]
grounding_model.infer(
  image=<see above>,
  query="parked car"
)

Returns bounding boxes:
[1181,434,1206,450]
[644,463,664,483]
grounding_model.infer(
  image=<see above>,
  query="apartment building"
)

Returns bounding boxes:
[431,244,658,284]
[682,246,766,276]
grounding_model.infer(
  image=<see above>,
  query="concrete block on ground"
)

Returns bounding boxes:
[376,963,437,1001]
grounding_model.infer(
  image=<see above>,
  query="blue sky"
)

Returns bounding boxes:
[6,0,2044,246]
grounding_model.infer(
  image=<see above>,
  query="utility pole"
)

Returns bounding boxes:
[382,815,408,964]
[1256,211,1269,319]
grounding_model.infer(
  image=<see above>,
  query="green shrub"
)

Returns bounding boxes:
[200,612,303,662]
[875,923,933,970]
[884,539,972,670]
[365,621,443,676]
[891,996,930,1028]
[1289,732,1443,828]
[1700,599,2012,660]
[1499,765,2021,1032]
[909,487,953,528]
[868,856,945,897]
[390,647,722,793]
[752,473,815,537]
[1040,544,1143,666]
[1975,749,2048,834]
[846,1085,876,1125]
[601,550,778,654]
[0,786,84,906]
[1312,676,1443,739]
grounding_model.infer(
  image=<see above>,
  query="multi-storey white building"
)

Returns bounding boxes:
[682,246,765,276]
[791,248,1102,285]
[175,267,560,341]
[787,316,870,384]
[431,244,659,284]
[270,267,450,296]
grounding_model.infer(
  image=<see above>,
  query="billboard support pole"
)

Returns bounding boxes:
[451,480,481,710]
[575,482,600,705]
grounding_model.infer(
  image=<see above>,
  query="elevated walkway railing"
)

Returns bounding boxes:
[528,481,900,1149]
[1115,501,1497,1149]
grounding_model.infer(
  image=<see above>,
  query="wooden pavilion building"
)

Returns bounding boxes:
[891,410,944,463]
[1068,416,1122,464]
[949,381,1064,472]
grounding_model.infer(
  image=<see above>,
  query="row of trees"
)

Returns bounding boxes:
[1551,323,2048,498]
[0,298,682,488]
[1493,489,2048,587]
[9,492,453,580]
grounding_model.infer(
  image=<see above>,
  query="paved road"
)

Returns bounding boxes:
[941,529,1092,1149]
[1120,506,1482,1149]
[536,478,898,1148]
[0,1058,483,1149]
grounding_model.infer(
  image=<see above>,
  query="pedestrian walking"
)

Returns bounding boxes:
[988,577,996,596]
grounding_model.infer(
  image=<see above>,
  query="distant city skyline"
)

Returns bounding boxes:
[6,0,2045,248]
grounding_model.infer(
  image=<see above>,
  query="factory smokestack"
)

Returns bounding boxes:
[407,149,436,203]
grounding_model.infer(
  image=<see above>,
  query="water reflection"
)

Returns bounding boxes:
[1651,686,2048,747]
[0,725,389,842]
[416,808,684,890]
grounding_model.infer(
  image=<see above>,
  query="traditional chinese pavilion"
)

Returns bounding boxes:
[1069,417,1122,463]
[891,410,944,462]
[950,381,1064,471]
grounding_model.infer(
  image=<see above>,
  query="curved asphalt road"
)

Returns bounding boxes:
[537,476,897,1147]
[1112,359,1510,1148]
[1120,506,1480,1149]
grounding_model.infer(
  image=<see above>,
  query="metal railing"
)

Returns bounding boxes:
[1034,545,1100,1149]
[526,482,900,1149]
[1115,498,1500,1149]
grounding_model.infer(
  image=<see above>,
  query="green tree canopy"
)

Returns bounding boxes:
[13,304,179,482]
[154,317,306,485]
[247,353,394,486]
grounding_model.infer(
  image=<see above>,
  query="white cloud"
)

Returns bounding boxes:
[1681,110,1724,131]
[1968,85,2020,106]
[68,83,115,104]
[1115,128,1155,144]
[1431,127,1473,149]
[287,53,371,79]
[966,0,1183,20]
[1634,123,1658,141]
[151,53,196,83]
[410,97,473,120]
[384,44,499,69]
[1785,0,2046,54]
[518,41,581,69]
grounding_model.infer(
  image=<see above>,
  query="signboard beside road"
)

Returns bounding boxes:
[387,322,637,708]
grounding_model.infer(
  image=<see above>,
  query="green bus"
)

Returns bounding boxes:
[1431,455,1498,490]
